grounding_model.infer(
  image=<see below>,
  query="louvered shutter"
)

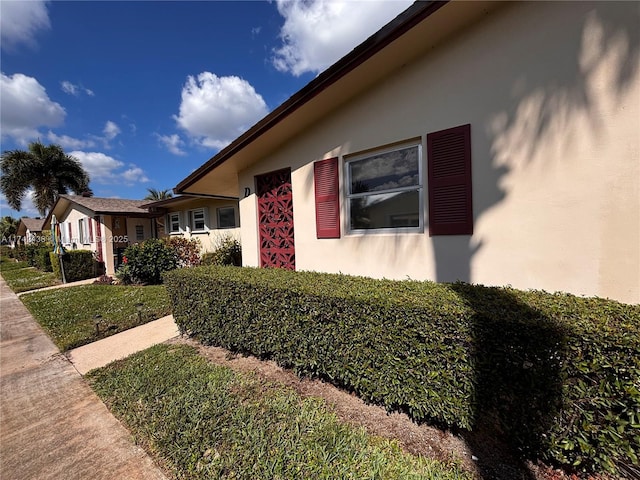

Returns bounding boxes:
[314,157,340,239]
[88,217,94,242]
[427,124,473,236]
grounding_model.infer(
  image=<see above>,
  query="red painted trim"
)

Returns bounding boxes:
[94,216,103,262]
[314,158,340,239]
[88,217,94,242]
[427,124,473,236]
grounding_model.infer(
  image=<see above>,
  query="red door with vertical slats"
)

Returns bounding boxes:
[256,168,295,270]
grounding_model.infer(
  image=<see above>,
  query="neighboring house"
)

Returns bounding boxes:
[44,195,159,276]
[142,195,240,252]
[173,1,639,304]
[16,218,46,244]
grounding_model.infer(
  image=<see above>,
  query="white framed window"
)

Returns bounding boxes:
[60,221,69,244]
[217,207,236,229]
[188,208,208,232]
[345,141,423,233]
[78,218,90,244]
[168,213,181,234]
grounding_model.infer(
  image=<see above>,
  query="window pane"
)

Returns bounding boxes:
[192,210,205,230]
[350,190,420,230]
[170,214,180,232]
[349,145,419,194]
[218,207,236,228]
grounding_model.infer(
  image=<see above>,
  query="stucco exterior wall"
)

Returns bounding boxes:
[57,207,155,276]
[237,1,639,304]
[160,199,240,253]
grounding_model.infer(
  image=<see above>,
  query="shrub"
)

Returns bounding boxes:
[202,235,241,266]
[50,250,103,282]
[118,238,176,285]
[11,244,27,261]
[25,242,52,271]
[166,236,201,268]
[164,266,640,476]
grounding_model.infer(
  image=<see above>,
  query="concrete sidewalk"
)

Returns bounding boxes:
[0,277,168,480]
[15,276,98,297]
[68,314,180,374]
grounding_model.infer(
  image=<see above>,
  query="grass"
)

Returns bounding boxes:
[0,259,60,292]
[88,344,471,480]
[21,284,172,351]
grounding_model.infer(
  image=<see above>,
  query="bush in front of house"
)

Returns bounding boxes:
[201,235,241,266]
[117,238,177,285]
[166,236,201,268]
[25,242,52,271]
[163,266,640,476]
[50,250,104,282]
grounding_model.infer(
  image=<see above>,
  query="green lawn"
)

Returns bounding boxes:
[88,344,471,480]
[0,262,60,292]
[21,284,172,351]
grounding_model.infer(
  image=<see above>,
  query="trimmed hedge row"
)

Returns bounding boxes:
[50,250,104,282]
[164,266,640,475]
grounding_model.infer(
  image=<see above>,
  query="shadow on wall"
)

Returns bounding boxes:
[434,2,640,286]
[433,3,639,477]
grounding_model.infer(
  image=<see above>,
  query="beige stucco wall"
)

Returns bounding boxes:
[237,1,639,304]
[58,207,154,276]
[160,198,240,253]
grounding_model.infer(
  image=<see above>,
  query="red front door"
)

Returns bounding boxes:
[256,168,295,270]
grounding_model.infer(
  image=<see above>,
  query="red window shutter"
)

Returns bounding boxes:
[314,157,340,239]
[88,217,94,242]
[68,222,72,241]
[427,124,473,236]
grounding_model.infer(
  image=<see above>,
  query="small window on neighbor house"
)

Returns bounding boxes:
[189,208,207,232]
[135,225,144,241]
[168,213,180,233]
[78,218,90,244]
[346,142,422,232]
[217,207,236,229]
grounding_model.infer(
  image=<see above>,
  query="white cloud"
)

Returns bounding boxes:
[272,0,412,76]
[46,131,95,150]
[174,72,268,150]
[122,166,150,184]
[155,133,187,156]
[0,72,65,143]
[0,0,50,52]
[69,151,149,186]
[103,121,121,140]
[61,80,94,97]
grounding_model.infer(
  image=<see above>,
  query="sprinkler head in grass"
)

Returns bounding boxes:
[94,314,103,335]
[135,303,144,324]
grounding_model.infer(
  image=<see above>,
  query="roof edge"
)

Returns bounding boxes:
[175,0,447,193]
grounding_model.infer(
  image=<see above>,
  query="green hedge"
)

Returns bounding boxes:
[25,243,52,271]
[50,250,104,282]
[164,266,640,476]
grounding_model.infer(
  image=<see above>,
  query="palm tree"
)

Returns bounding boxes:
[0,141,91,216]
[144,188,173,201]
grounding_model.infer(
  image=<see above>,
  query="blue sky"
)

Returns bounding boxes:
[0,0,412,218]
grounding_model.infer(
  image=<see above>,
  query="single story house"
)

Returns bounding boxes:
[142,194,240,251]
[174,1,639,304]
[44,195,159,276]
[16,217,46,244]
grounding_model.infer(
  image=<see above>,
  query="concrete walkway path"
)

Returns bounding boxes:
[0,277,168,480]
[68,314,180,374]
[15,276,98,297]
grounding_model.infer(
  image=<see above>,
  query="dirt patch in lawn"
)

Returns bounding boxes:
[170,337,612,480]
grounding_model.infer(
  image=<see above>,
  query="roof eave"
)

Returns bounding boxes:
[174,0,447,194]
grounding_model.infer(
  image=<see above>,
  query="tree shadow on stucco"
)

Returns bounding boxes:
[431,3,639,478]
